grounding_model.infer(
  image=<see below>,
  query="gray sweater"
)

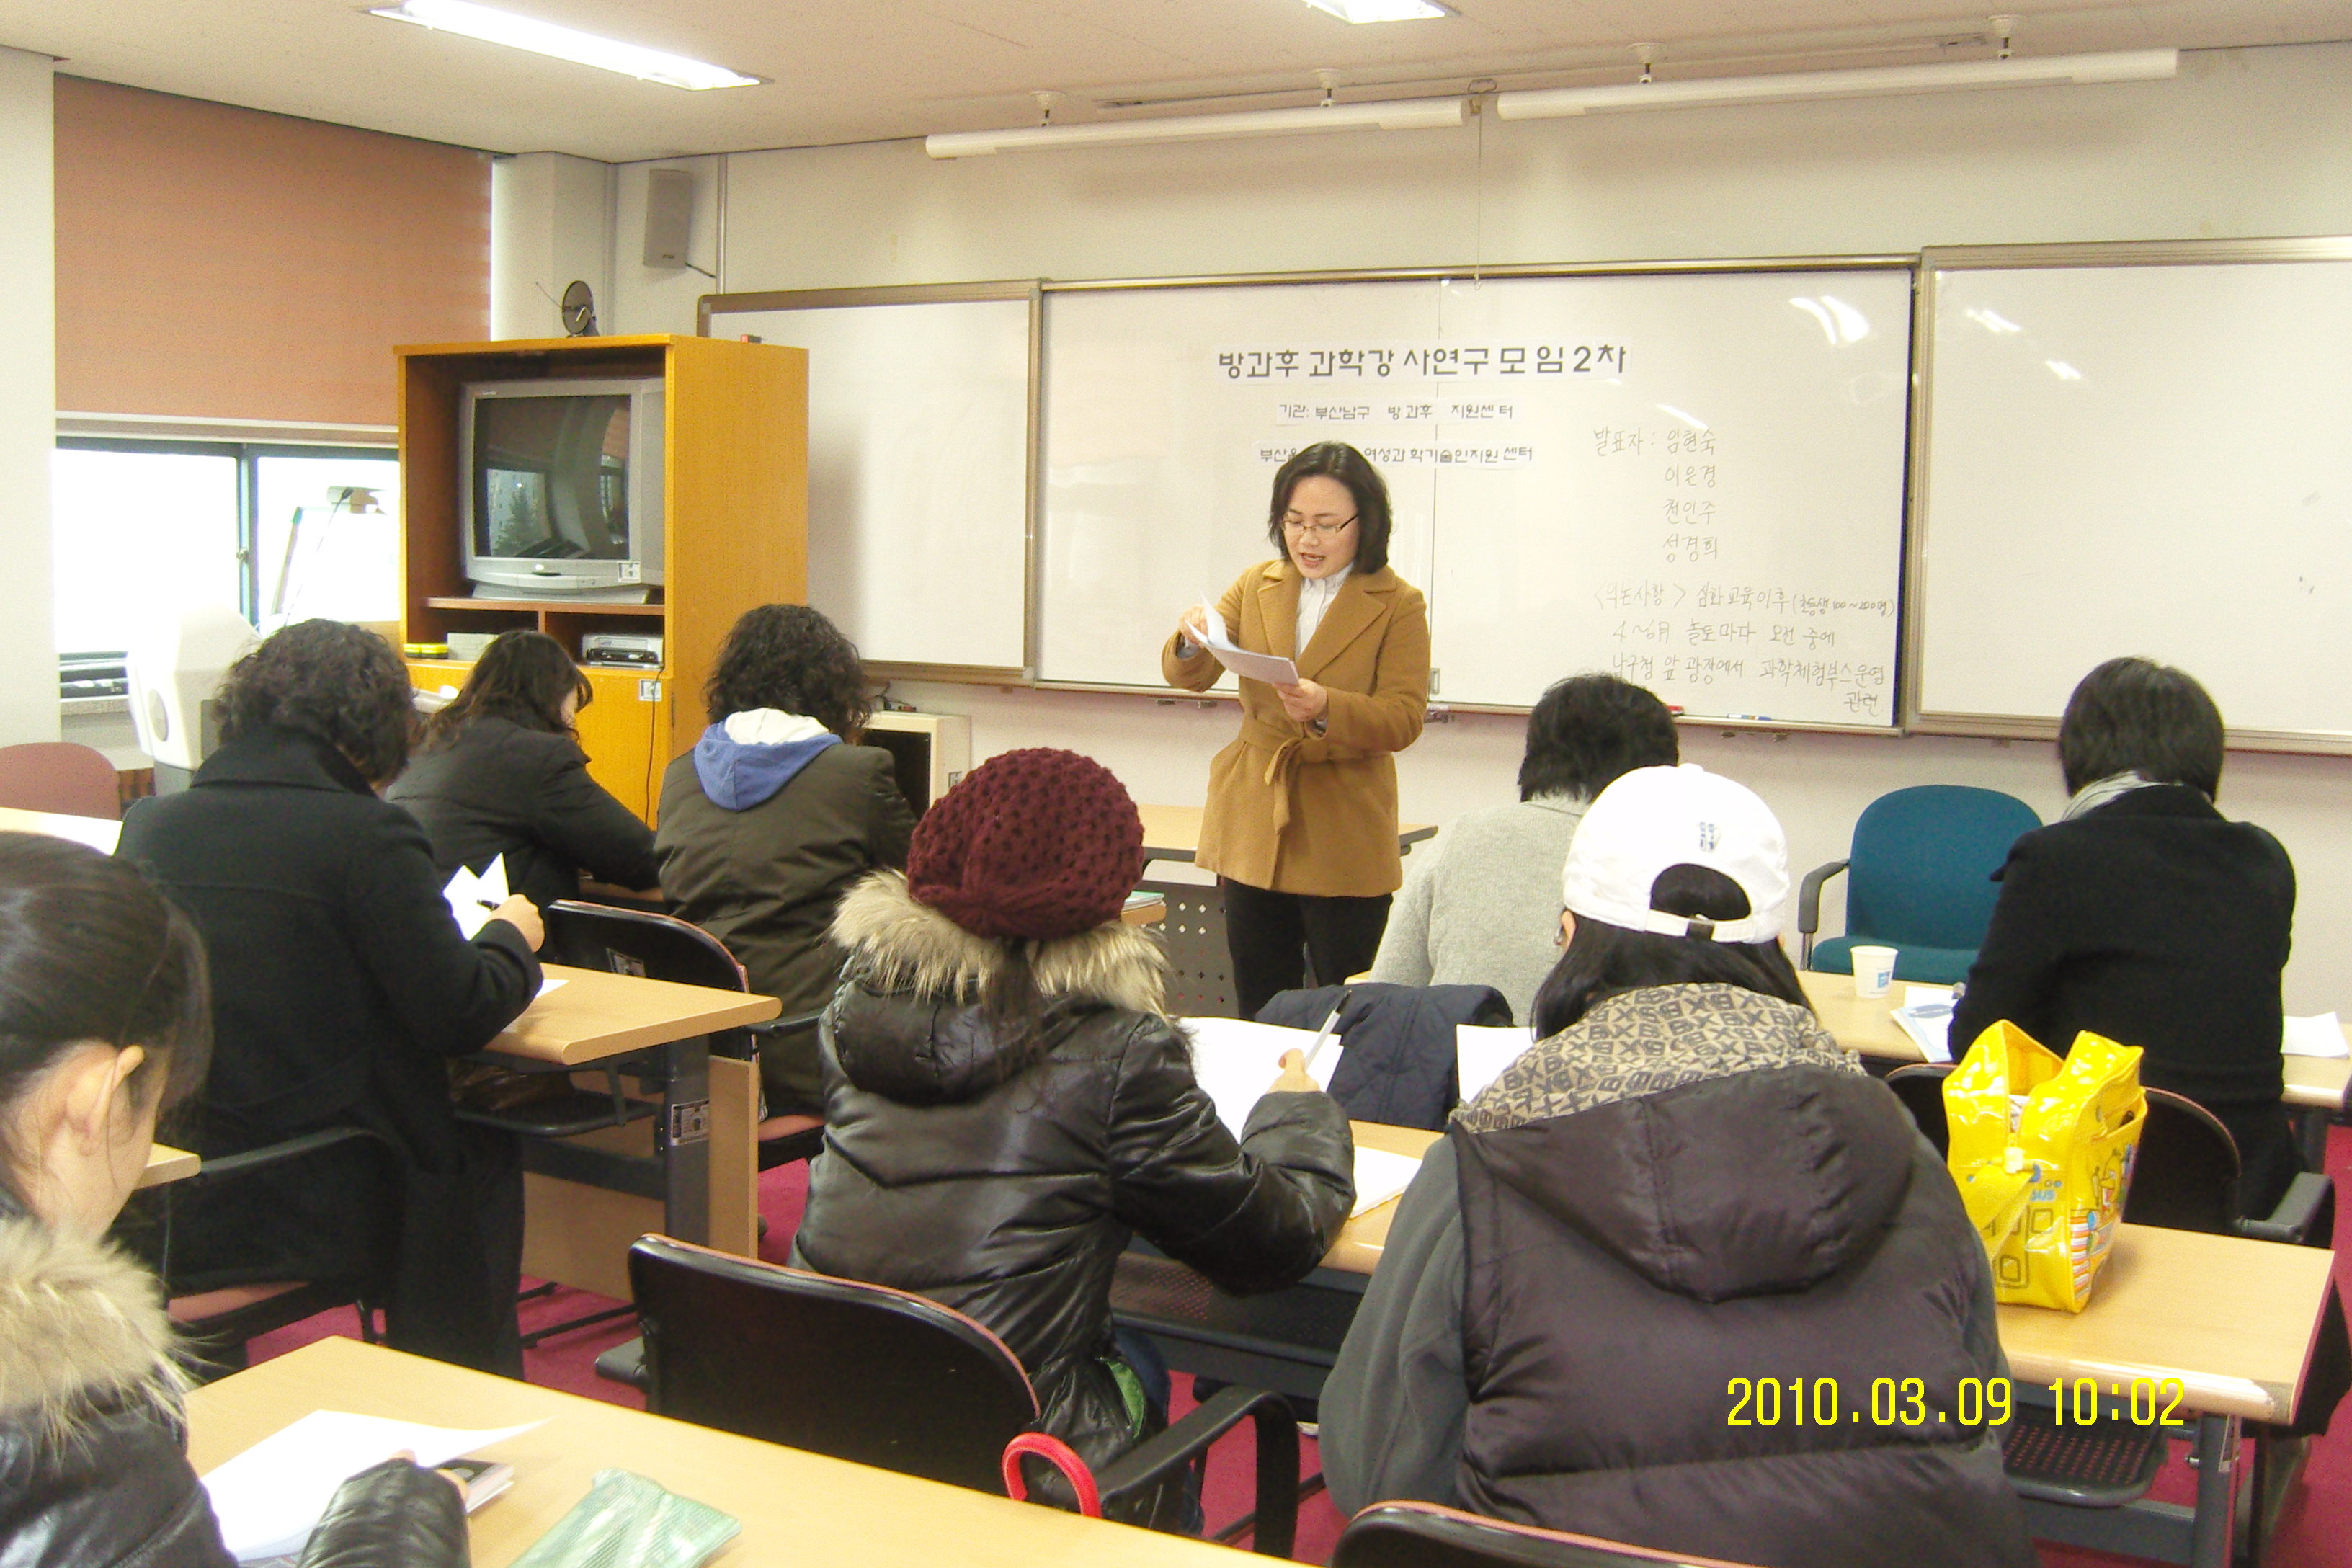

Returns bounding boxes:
[1366,795,1585,1023]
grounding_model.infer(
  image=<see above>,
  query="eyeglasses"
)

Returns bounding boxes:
[1282,513,1358,541]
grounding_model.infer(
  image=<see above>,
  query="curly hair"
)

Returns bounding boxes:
[217,619,417,785]
[703,605,870,737]
[422,631,592,752]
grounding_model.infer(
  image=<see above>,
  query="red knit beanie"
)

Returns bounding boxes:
[906,749,1144,941]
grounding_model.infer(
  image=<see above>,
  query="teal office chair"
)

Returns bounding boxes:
[1799,785,2040,985]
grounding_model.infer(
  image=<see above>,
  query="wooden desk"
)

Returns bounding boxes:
[1137,803,1436,865]
[187,1337,1231,1568]
[140,1143,200,1188]
[487,966,779,1296]
[1797,971,2352,1112]
[1122,896,1167,927]
[0,805,122,852]
[1322,1122,1442,1274]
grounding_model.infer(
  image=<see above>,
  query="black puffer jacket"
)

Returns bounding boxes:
[791,873,1355,1513]
[0,1197,465,1568]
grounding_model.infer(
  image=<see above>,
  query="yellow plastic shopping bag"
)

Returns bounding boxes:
[1943,1020,2145,1313]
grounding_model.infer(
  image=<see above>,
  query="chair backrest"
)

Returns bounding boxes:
[2120,1088,2241,1234]
[1845,785,2039,950]
[543,900,747,992]
[1884,1064,1954,1157]
[1332,1502,1767,1568]
[0,741,121,819]
[629,1236,1041,1493]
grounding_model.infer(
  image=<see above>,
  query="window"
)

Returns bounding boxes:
[52,440,401,672]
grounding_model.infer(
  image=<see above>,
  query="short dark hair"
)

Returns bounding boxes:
[218,619,417,785]
[0,833,211,1206]
[1265,442,1392,576]
[2057,657,2225,798]
[1518,674,1680,803]
[423,631,592,752]
[704,604,871,738]
[1529,864,1808,1038]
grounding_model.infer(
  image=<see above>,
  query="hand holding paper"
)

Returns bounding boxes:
[1194,593,1301,687]
[441,854,510,939]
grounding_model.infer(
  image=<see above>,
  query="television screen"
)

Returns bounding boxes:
[472,394,634,563]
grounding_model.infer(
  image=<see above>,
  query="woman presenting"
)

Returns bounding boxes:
[1164,442,1431,1020]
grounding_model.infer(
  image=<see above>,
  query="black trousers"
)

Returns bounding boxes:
[1221,878,1392,1023]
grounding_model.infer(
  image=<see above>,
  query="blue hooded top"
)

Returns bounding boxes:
[691,710,840,811]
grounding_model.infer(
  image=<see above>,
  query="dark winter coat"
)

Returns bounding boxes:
[117,726,540,1368]
[386,714,659,909]
[1322,984,2033,1568]
[1948,784,2299,1212]
[655,726,914,1110]
[791,872,1355,1518]
[1258,981,1513,1129]
[0,1195,464,1568]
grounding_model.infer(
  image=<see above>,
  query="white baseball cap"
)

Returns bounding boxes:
[1560,764,1790,945]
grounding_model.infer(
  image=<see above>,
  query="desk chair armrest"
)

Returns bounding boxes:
[718,1009,827,1063]
[1095,1385,1299,1556]
[2238,1172,2335,1248]
[1796,858,1849,966]
[187,1126,396,1187]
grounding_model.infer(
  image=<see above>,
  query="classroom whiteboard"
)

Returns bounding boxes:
[1912,241,2352,744]
[705,285,1033,674]
[1037,267,1912,727]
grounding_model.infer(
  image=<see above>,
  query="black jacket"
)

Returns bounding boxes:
[790,873,1354,1518]
[0,1197,464,1568]
[655,742,914,1109]
[1948,785,2299,1211]
[117,726,541,1367]
[1259,982,1512,1130]
[387,715,659,909]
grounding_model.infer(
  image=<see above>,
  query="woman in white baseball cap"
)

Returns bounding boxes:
[1320,764,2032,1568]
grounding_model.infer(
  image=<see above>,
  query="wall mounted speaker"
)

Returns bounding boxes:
[643,167,694,269]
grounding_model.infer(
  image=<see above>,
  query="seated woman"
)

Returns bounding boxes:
[1948,658,2301,1212]
[1368,673,1678,1020]
[387,629,660,908]
[1323,764,2033,1568]
[0,831,466,1567]
[119,619,544,1375]
[792,749,1355,1527]
[656,604,915,1115]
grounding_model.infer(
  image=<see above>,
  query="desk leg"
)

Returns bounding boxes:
[656,1034,712,1245]
[2189,1413,2238,1568]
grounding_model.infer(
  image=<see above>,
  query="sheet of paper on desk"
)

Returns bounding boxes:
[1181,1017,1342,1139]
[2284,1012,2348,1059]
[1456,1024,1536,1104]
[1892,985,1956,1064]
[442,855,509,939]
[537,975,568,998]
[202,1409,543,1562]
[1199,597,1300,687]
[1352,1145,1423,1217]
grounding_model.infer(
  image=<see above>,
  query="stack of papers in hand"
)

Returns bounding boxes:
[1891,986,1957,1065]
[1197,598,1300,687]
[2284,1012,2348,1059]
[442,854,508,939]
[202,1410,542,1563]
[1180,1017,1341,1139]
[1456,1024,1536,1105]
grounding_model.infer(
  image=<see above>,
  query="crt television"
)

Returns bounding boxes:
[459,378,665,597]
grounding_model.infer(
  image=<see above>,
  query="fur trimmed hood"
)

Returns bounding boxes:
[831,870,1166,1018]
[0,1205,184,1444]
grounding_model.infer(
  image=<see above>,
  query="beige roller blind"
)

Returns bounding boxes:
[55,77,489,429]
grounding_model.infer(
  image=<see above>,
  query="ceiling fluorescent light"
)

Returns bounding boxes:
[1495,48,2175,120]
[368,0,761,90]
[1301,0,1453,21]
[927,96,1465,159]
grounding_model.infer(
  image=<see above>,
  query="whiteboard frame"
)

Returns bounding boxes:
[699,280,1043,685]
[1035,255,1918,736]
[1905,235,2352,754]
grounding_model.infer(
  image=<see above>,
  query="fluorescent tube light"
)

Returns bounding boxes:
[1301,0,1453,21]
[368,0,762,90]
[1496,48,2175,120]
[926,95,1466,159]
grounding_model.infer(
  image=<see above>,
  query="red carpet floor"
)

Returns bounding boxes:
[248,1126,2352,1564]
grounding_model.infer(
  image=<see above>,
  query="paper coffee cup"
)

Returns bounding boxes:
[1852,945,1897,998]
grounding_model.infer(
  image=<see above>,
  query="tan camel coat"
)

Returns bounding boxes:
[1162,560,1430,897]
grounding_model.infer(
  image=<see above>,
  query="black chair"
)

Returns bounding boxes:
[1882,1064,1951,1157]
[628,1234,1303,1553]
[1331,1502,1768,1568]
[158,1126,396,1380]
